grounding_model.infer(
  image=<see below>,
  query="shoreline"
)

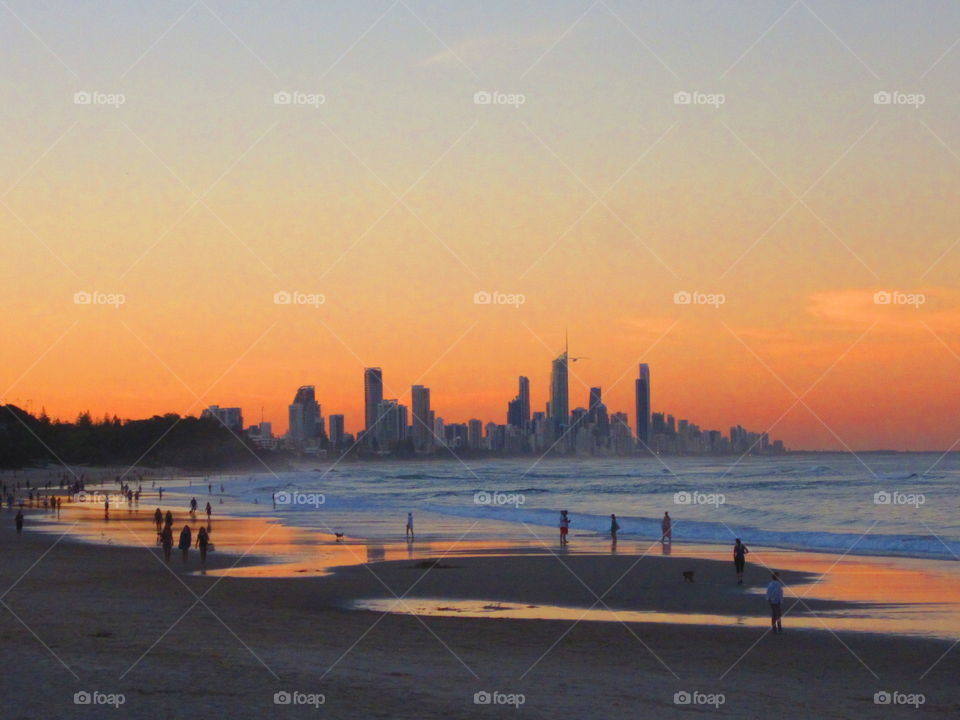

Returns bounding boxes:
[2,507,960,718]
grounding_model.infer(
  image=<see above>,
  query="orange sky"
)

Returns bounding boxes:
[2,1,959,450]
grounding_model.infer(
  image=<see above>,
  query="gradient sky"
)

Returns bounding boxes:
[2,0,960,450]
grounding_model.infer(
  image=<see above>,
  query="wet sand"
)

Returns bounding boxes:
[2,501,960,718]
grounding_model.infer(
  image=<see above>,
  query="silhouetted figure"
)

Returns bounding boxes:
[559,510,570,545]
[154,508,163,534]
[165,510,173,528]
[610,513,620,544]
[661,512,672,543]
[405,512,414,541]
[196,526,209,568]
[205,502,212,522]
[189,498,197,516]
[767,572,784,633]
[15,510,24,535]
[734,538,749,584]
[179,525,192,563]
[160,525,173,562]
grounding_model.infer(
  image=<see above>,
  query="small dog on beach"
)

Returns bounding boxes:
[334,532,344,542]
[682,570,695,583]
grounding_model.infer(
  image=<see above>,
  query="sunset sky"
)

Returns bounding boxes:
[2,0,960,450]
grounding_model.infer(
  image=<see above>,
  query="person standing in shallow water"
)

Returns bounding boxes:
[661,511,672,543]
[733,538,749,584]
[559,510,570,545]
[610,514,620,544]
[179,525,192,563]
[405,512,414,541]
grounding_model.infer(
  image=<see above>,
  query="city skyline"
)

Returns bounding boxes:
[3,2,960,453]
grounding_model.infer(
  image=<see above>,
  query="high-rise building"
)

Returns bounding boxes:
[411,385,432,454]
[201,405,243,432]
[635,364,651,449]
[467,419,483,449]
[363,367,383,435]
[588,387,602,423]
[287,386,320,450]
[549,347,569,438]
[518,376,530,430]
[328,414,345,451]
[374,399,405,451]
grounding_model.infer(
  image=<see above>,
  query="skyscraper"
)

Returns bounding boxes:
[328,414,345,451]
[364,367,383,436]
[411,385,432,454]
[635,364,651,449]
[518,376,530,431]
[549,345,569,438]
[588,387,602,423]
[288,386,319,450]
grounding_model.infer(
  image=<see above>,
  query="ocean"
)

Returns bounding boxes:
[173,452,960,561]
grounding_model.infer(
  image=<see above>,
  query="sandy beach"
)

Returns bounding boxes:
[1,495,959,719]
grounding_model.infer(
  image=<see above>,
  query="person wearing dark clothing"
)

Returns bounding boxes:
[179,525,192,562]
[734,538,749,584]
[15,510,24,535]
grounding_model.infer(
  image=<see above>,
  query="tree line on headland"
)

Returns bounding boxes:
[0,405,285,470]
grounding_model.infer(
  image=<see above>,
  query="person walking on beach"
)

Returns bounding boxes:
[158,487,163,501]
[15,510,23,535]
[196,526,210,568]
[559,510,570,545]
[154,508,163,534]
[733,539,749,584]
[610,514,620,544]
[189,498,198,517]
[160,524,173,562]
[405,512,414,541]
[766,572,784,633]
[205,501,212,523]
[661,512,672,543]
[179,525,192,563]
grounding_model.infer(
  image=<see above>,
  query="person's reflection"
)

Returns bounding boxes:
[661,540,672,555]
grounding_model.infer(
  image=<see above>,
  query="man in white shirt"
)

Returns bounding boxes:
[766,572,784,633]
